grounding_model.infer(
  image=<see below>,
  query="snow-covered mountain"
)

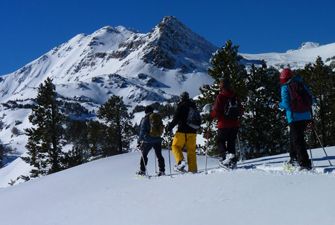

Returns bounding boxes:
[0,147,334,225]
[242,41,335,69]
[0,16,215,104]
[0,16,216,154]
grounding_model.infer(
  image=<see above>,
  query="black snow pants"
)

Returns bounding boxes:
[289,120,311,168]
[139,142,165,172]
[217,128,239,160]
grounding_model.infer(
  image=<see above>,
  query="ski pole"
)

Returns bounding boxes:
[237,133,243,162]
[306,124,314,167]
[308,146,314,168]
[205,138,209,175]
[204,122,212,175]
[154,150,157,174]
[312,124,333,167]
[137,144,149,177]
[167,132,173,177]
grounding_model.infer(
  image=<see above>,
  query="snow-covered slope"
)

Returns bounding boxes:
[0,147,334,225]
[242,42,335,69]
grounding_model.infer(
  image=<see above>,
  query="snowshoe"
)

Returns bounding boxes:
[174,160,186,172]
[283,162,299,173]
[298,164,312,171]
[219,153,236,169]
[157,171,165,176]
[136,170,146,176]
[287,158,299,167]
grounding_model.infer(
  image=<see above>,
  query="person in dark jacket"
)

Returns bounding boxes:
[279,68,313,170]
[166,92,198,173]
[210,78,242,169]
[137,105,165,176]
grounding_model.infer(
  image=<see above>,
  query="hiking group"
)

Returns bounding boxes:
[136,68,314,176]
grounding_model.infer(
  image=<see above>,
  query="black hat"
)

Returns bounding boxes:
[180,91,189,101]
[144,105,154,114]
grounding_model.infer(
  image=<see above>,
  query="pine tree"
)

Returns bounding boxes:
[198,40,247,155]
[22,78,65,177]
[63,119,90,167]
[86,120,108,157]
[199,40,248,106]
[97,95,134,156]
[241,65,288,158]
[299,57,335,146]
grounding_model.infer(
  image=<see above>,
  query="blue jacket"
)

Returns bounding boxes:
[279,75,313,124]
[138,113,162,144]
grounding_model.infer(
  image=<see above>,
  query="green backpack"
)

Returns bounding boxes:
[149,112,164,137]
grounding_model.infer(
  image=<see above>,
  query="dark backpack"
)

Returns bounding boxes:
[186,106,201,129]
[288,81,312,113]
[223,96,240,120]
[148,112,164,137]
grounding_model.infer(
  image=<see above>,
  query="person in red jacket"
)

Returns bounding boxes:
[210,78,242,169]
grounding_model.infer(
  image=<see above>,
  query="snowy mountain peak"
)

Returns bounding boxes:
[157,16,187,32]
[299,42,320,50]
[142,16,217,73]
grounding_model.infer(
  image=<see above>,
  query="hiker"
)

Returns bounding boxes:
[279,68,313,170]
[166,92,200,173]
[137,105,165,176]
[209,78,242,169]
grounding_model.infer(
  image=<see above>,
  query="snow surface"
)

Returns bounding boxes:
[0,147,334,225]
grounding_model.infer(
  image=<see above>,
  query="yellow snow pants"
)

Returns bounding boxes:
[171,132,197,172]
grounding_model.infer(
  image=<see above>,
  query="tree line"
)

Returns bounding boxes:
[20,78,135,180]
[199,40,335,159]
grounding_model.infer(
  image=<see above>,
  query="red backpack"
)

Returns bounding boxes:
[288,81,312,113]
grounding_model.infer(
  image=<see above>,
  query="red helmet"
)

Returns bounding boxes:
[279,68,293,84]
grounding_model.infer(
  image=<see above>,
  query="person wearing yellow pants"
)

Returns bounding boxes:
[171,132,197,172]
[166,92,199,173]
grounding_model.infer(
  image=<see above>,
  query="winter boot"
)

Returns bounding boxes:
[287,158,299,167]
[174,160,186,172]
[136,170,146,176]
[299,160,312,171]
[157,171,165,176]
[219,153,236,169]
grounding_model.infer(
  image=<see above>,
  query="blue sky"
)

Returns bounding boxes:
[1,0,335,75]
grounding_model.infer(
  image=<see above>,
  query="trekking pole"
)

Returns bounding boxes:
[204,122,212,175]
[306,124,314,167]
[154,151,157,174]
[312,124,333,167]
[136,145,149,177]
[308,145,314,168]
[202,104,213,175]
[237,133,243,162]
[167,132,173,177]
[205,137,209,175]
